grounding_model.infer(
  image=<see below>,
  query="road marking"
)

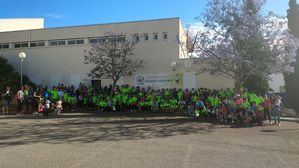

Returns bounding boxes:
[182,144,193,168]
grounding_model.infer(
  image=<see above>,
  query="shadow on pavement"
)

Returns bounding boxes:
[0,111,181,120]
[0,113,226,147]
[261,128,299,133]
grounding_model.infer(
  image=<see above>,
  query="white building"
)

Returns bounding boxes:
[0,17,234,89]
[0,18,44,32]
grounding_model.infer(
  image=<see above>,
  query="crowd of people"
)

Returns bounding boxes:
[1,83,283,126]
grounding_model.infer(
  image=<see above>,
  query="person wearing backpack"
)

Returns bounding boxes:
[2,86,12,115]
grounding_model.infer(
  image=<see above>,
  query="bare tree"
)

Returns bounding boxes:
[84,33,143,93]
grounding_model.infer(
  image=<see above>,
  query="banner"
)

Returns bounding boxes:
[135,73,183,88]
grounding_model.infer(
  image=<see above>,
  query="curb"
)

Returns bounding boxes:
[278,117,299,122]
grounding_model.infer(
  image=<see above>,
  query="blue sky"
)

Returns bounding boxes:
[0,0,290,28]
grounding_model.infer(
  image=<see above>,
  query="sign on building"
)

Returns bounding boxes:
[134,73,183,89]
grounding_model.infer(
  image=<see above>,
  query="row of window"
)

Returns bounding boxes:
[89,35,126,44]
[134,32,168,42]
[0,44,9,49]
[14,41,46,48]
[0,32,169,50]
[49,39,84,46]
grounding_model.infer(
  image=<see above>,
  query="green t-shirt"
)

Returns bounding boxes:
[52,89,59,100]
[177,91,183,100]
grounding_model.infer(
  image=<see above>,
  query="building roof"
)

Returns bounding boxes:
[0,17,180,34]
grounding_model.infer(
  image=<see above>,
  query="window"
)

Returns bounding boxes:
[30,41,45,47]
[108,37,117,42]
[117,36,126,42]
[68,40,76,45]
[99,37,107,43]
[14,44,21,48]
[14,43,29,48]
[144,33,149,41]
[134,34,140,41]
[49,41,58,46]
[58,40,66,45]
[163,32,168,40]
[67,39,84,45]
[153,33,159,40]
[30,42,38,47]
[76,39,84,44]
[89,38,98,44]
[38,42,45,46]
[21,43,28,47]
[2,44,9,49]
[0,44,10,49]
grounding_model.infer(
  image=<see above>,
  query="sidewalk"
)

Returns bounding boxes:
[280,117,299,122]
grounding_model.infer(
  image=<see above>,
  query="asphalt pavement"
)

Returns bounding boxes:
[0,113,298,168]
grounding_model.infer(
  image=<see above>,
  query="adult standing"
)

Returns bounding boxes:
[2,86,12,115]
[262,95,272,124]
[274,95,282,126]
[27,86,34,114]
[16,86,24,115]
[23,86,29,114]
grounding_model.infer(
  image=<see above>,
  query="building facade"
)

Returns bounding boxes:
[0,18,234,89]
[0,18,44,32]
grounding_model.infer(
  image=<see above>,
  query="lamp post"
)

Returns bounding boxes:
[170,61,177,71]
[170,61,179,87]
[18,52,26,87]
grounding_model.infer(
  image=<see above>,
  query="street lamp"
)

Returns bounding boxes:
[18,52,26,87]
[170,61,177,71]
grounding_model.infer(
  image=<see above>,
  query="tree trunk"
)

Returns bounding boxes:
[234,80,242,93]
[111,79,118,96]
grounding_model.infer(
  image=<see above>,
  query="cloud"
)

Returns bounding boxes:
[186,22,205,34]
[45,13,67,19]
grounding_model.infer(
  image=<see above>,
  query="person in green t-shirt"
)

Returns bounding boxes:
[51,88,59,102]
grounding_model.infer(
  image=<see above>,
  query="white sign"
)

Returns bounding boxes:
[134,73,184,89]
[135,73,173,88]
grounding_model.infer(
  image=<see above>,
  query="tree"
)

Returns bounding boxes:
[84,33,143,94]
[191,0,282,92]
[244,13,298,95]
[0,55,32,94]
[263,13,298,74]
[244,74,270,95]
[285,0,299,114]
[285,49,299,113]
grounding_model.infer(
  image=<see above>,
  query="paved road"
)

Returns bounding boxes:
[0,113,298,168]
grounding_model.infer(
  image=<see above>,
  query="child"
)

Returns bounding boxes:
[187,102,195,117]
[44,99,51,116]
[219,103,228,122]
[38,99,45,115]
[55,99,63,115]
[178,99,186,115]
[195,97,206,117]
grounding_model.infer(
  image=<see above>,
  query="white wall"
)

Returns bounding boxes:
[0,18,44,32]
[268,73,285,93]
[0,18,180,88]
